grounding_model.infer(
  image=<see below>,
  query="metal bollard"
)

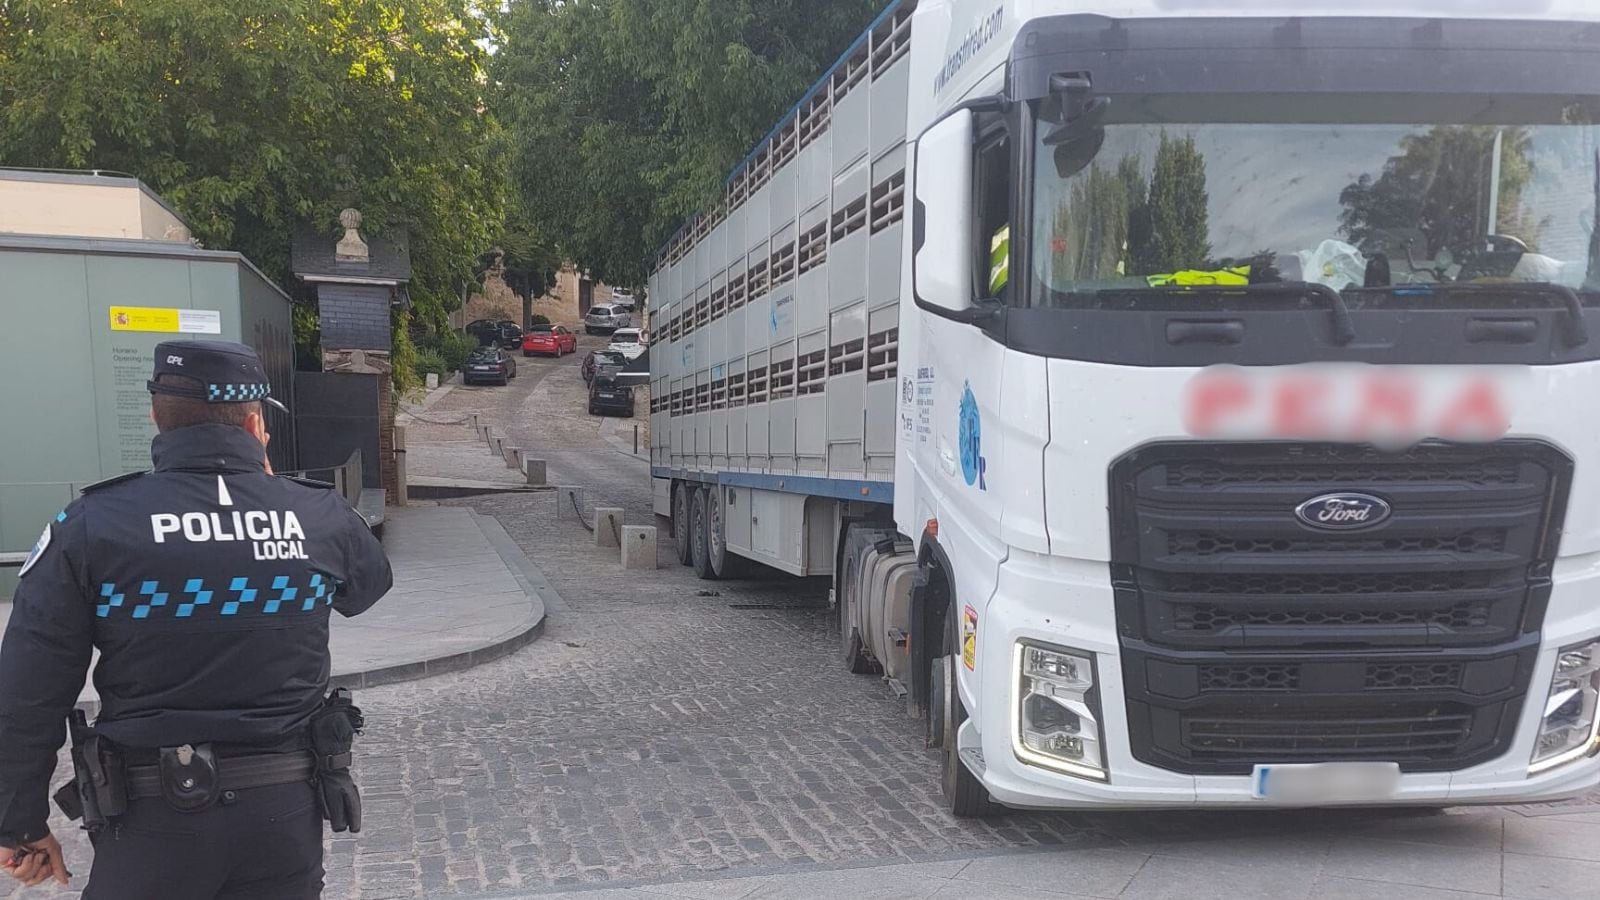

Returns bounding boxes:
[620,526,657,570]
[594,508,624,548]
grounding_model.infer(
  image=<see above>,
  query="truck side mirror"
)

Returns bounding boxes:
[913,109,978,321]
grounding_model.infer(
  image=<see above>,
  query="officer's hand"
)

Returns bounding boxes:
[0,833,70,887]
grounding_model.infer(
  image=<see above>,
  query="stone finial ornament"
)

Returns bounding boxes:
[335,208,370,262]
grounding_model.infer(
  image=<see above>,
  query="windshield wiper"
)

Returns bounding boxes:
[1357,282,1590,348]
[1107,281,1357,346]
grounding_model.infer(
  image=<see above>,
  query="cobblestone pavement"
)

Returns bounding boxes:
[13,334,1600,899]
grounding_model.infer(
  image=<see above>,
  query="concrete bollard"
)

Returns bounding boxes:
[522,458,547,486]
[594,508,624,548]
[424,373,439,390]
[503,445,521,468]
[556,487,584,521]
[620,526,657,570]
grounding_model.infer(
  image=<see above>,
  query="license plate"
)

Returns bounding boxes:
[1253,762,1400,804]
[598,393,616,399]
[473,366,494,372]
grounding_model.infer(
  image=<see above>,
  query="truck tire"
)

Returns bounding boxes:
[838,529,880,675]
[691,487,717,580]
[708,488,747,579]
[933,614,997,818]
[672,483,694,566]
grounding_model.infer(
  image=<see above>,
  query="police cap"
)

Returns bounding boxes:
[147,340,288,412]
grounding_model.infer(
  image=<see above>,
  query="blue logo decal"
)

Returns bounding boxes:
[959,382,986,490]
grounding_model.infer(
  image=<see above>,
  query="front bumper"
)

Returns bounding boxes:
[960,552,1600,809]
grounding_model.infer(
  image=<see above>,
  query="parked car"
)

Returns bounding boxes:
[522,324,577,357]
[606,327,647,360]
[609,290,638,311]
[463,346,517,385]
[584,304,631,335]
[588,376,634,417]
[582,349,629,384]
[466,319,523,348]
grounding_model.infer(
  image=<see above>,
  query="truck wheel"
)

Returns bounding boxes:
[933,616,997,818]
[672,483,694,566]
[838,538,879,674]
[708,488,746,579]
[691,488,717,580]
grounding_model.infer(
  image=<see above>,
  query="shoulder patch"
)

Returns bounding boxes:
[18,524,51,578]
[80,470,149,494]
[285,475,335,490]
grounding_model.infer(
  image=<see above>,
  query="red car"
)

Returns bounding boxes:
[522,324,577,357]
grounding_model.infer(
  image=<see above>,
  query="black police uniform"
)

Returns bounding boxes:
[0,341,392,899]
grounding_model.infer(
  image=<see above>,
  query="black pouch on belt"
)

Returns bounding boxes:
[310,689,363,833]
[158,744,221,812]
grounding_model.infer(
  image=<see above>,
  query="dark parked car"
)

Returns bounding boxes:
[463,346,518,385]
[466,318,523,349]
[582,349,629,384]
[588,376,634,417]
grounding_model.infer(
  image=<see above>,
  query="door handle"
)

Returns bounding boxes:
[1166,319,1245,345]
[1465,317,1538,344]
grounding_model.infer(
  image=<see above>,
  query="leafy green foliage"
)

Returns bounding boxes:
[1130,133,1210,276]
[1341,126,1535,261]
[0,0,503,347]
[420,329,478,374]
[493,0,888,285]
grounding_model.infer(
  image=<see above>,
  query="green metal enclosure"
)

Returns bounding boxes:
[0,234,295,598]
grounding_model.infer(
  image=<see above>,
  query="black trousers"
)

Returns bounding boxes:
[81,781,324,900]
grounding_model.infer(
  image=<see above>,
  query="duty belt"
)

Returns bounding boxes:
[124,751,316,800]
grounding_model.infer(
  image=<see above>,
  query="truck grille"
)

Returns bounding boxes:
[1111,441,1570,775]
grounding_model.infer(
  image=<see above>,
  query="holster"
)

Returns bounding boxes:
[52,710,127,832]
[310,688,364,833]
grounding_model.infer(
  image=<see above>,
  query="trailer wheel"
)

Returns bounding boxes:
[933,612,997,818]
[708,488,746,579]
[691,487,717,580]
[838,533,879,675]
[672,483,694,566]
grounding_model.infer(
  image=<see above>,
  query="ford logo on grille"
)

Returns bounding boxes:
[1294,493,1392,531]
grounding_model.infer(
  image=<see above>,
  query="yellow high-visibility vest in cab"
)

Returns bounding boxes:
[1145,266,1251,287]
[989,226,1011,296]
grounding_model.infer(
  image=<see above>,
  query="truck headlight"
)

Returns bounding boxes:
[1013,640,1107,781]
[1530,639,1600,774]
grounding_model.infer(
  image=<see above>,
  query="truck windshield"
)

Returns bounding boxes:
[1030,94,1600,309]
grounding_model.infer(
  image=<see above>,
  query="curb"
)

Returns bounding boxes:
[330,509,560,689]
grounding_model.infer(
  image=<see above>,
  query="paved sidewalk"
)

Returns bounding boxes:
[488,804,1600,899]
[330,504,549,688]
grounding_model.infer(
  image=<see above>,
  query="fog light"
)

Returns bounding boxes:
[1531,638,1600,774]
[1013,640,1106,781]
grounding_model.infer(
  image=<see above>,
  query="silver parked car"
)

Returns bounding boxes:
[584,304,631,334]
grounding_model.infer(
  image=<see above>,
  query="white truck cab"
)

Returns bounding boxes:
[652,0,1600,814]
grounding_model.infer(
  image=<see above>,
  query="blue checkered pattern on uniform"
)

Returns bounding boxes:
[96,575,335,620]
[207,383,272,402]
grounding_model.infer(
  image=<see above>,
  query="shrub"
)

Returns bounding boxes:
[437,331,477,373]
[412,349,447,380]
[530,314,550,326]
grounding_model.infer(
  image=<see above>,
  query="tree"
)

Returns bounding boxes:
[492,0,887,285]
[1129,132,1210,276]
[0,0,504,361]
[1340,126,1535,261]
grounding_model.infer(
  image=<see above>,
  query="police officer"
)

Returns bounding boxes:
[0,340,392,897]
